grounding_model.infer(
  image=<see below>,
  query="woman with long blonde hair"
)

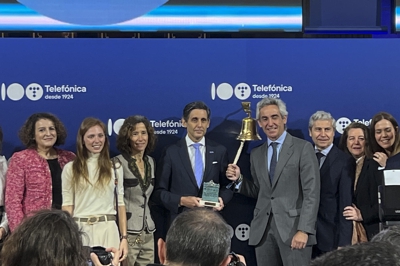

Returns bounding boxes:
[62,117,128,262]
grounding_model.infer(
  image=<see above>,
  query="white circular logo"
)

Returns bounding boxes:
[25,83,44,101]
[216,83,233,100]
[235,223,250,241]
[336,117,352,134]
[1,83,6,101]
[234,83,251,100]
[113,119,125,135]
[228,225,234,239]
[108,118,126,136]
[7,83,24,101]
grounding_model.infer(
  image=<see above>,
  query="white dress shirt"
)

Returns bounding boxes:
[314,143,333,168]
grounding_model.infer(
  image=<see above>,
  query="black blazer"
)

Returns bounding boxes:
[316,145,354,252]
[354,158,383,240]
[386,153,400,170]
[153,138,233,225]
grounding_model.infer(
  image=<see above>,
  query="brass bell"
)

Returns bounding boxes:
[232,102,261,165]
[237,102,261,141]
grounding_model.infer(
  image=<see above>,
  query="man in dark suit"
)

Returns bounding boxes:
[154,101,233,226]
[308,111,353,258]
[226,97,320,266]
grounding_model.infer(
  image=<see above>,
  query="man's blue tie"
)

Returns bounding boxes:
[269,142,278,184]
[192,143,203,188]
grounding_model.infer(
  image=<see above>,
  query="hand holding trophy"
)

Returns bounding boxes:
[200,180,221,208]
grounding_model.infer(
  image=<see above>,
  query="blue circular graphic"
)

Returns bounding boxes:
[18,0,168,25]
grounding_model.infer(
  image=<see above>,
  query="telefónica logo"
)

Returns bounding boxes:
[336,117,372,134]
[335,117,352,134]
[235,223,250,241]
[1,83,44,101]
[107,118,125,136]
[211,82,251,100]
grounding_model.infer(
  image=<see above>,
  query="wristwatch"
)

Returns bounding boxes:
[235,174,243,185]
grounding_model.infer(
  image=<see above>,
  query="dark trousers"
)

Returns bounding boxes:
[312,245,327,259]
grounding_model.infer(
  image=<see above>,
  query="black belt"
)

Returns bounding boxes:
[0,206,4,212]
[74,215,116,224]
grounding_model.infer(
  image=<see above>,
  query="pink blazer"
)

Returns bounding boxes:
[5,148,75,231]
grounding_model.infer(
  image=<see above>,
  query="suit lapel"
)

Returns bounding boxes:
[257,142,271,188]
[272,134,294,188]
[355,157,368,197]
[320,145,338,177]
[203,139,214,182]
[178,139,199,189]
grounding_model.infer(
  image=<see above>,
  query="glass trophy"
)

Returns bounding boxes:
[200,180,220,207]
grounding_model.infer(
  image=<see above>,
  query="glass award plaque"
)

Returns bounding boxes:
[200,180,220,207]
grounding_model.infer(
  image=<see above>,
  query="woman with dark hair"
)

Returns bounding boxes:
[340,122,383,241]
[370,112,400,168]
[0,209,120,266]
[62,117,128,262]
[114,115,157,266]
[1,209,87,266]
[5,113,75,232]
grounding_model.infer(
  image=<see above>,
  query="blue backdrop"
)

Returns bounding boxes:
[1,38,400,265]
